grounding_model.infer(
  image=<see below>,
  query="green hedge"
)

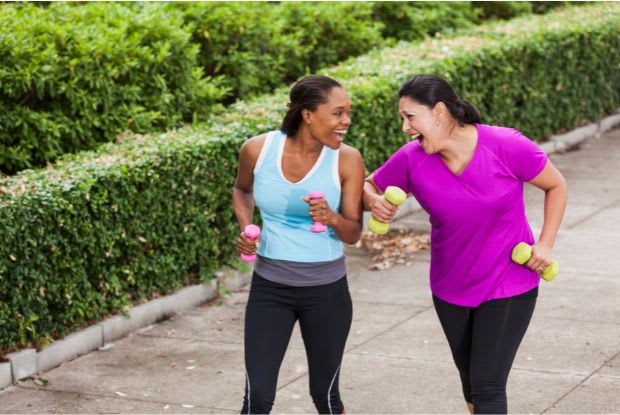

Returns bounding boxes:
[0,2,226,175]
[165,1,480,101]
[175,1,565,103]
[1,1,573,175]
[1,3,618,352]
[374,2,480,40]
[473,1,532,20]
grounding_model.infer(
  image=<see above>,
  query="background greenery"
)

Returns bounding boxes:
[0,3,226,175]
[1,3,618,353]
[1,1,568,174]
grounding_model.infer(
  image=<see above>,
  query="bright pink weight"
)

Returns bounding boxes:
[240,224,261,262]
[307,191,327,233]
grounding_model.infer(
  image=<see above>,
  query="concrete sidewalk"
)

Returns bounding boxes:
[1,127,619,414]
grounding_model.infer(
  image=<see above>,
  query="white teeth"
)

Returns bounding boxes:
[411,133,421,139]
[334,130,347,134]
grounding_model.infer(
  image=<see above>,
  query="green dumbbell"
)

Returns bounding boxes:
[368,186,407,235]
[511,242,559,282]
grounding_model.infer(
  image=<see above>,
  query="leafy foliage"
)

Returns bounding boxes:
[0,3,618,352]
[0,2,227,174]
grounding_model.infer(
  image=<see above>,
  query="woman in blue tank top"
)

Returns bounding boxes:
[232,75,365,414]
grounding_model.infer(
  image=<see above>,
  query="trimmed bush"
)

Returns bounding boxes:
[373,2,480,41]
[167,2,384,101]
[166,2,526,101]
[1,3,618,352]
[0,2,226,174]
[3,1,575,176]
[473,1,532,20]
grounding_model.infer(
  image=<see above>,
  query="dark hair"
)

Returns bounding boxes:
[398,74,481,125]
[281,75,342,136]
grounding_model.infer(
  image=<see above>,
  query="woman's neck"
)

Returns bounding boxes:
[289,128,323,158]
[438,123,477,163]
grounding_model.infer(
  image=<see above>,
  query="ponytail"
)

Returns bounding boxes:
[281,103,304,137]
[454,99,481,124]
[399,74,482,126]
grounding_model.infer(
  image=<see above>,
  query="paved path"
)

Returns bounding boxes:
[1,128,619,414]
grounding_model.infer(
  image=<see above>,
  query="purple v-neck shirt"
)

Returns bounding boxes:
[373,124,547,307]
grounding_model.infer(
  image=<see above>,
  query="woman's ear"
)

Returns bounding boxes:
[433,102,447,125]
[434,102,446,118]
[301,108,312,125]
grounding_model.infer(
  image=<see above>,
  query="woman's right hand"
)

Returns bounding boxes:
[237,231,260,256]
[371,195,399,224]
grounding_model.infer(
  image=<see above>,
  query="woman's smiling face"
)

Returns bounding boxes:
[306,87,351,150]
[399,96,440,154]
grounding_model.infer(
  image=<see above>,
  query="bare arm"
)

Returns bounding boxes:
[306,145,365,244]
[232,134,265,254]
[525,159,568,271]
[363,174,400,223]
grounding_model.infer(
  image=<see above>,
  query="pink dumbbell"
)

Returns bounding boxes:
[307,191,327,233]
[240,224,261,262]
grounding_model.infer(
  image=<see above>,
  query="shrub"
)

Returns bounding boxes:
[473,1,532,20]
[1,3,618,352]
[373,2,480,41]
[0,2,227,174]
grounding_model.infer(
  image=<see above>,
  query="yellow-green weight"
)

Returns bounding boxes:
[511,242,559,282]
[368,186,407,235]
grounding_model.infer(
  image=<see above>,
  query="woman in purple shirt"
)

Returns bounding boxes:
[363,75,567,414]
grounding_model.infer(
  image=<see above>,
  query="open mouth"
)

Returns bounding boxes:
[411,133,424,142]
[334,129,347,141]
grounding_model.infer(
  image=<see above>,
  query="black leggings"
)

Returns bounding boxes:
[241,272,352,414]
[433,287,538,414]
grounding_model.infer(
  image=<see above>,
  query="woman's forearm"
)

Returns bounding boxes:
[538,182,568,248]
[363,181,382,211]
[232,187,255,230]
[329,214,362,245]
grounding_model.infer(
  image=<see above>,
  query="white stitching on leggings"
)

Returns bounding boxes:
[327,365,341,415]
[246,369,251,414]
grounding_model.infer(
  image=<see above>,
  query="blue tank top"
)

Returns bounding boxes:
[253,130,344,263]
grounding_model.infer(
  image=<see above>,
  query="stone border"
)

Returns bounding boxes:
[2,109,619,392]
[0,361,11,390]
[2,269,251,390]
[540,110,620,154]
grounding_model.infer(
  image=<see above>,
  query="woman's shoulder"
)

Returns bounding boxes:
[243,132,269,147]
[240,132,273,162]
[478,123,533,151]
[396,139,425,159]
[338,144,364,175]
[478,124,525,141]
[338,143,362,160]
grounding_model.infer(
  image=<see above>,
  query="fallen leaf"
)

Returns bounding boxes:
[357,229,430,270]
[33,377,49,387]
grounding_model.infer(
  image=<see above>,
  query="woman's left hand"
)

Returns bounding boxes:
[303,197,336,226]
[525,242,553,275]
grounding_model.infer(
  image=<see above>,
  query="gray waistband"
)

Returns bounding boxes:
[254,255,346,287]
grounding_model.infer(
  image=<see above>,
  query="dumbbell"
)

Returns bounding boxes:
[511,242,559,281]
[240,224,261,262]
[307,191,327,233]
[368,186,407,235]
